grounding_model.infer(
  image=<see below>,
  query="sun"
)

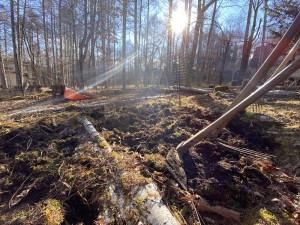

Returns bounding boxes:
[171,7,188,34]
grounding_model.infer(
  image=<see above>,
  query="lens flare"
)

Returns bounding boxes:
[171,7,188,34]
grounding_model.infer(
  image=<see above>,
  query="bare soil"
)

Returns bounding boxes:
[0,87,299,224]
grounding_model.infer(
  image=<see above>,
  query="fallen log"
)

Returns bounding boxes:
[78,117,180,225]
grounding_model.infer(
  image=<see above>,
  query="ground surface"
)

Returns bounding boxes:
[0,87,299,224]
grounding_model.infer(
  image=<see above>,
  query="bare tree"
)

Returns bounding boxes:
[10,0,22,90]
[78,0,97,89]
[259,0,268,67]
[0,35,7,89]
[134,0,138,86]
[58,0,64,83]
[201,0,218,79]
[239,0,263,81]
[186,0,216,86]
[122,0,128,89]
[23,9,40,86]
[42,0,51,85]
[166,0,173,84]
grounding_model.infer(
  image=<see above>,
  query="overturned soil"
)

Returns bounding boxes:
[0,87,299,224]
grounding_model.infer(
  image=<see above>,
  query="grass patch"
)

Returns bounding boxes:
[243,208,295,225]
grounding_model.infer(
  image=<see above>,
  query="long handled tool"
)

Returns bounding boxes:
[166,12,300,187]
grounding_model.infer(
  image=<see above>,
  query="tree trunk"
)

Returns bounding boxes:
[24,30,38,86]
[138,0,143,80]
[59,0,64,84]
[202,0,217,81]
[122,0,128,89]
[37,29,45,86]
[243,0,263,78]
[100,1,106,78]
[259,0,268,67]
[134,0,138,86]
[42,0,51,86]
[166,0,173,85]
[186,0,216,87]
[143,0,150,86]
[180,0,189,55]
[107,1,112,75]
[90,1,101,87]
[71,0,77,87]
[238,0,253,81]
[50,4,57,82]
[78,0,97,89]
[16,0,25,92]
[10,0,22,89]
[196,0,205,81]
[219,39,230,85]
[0,37,8,89]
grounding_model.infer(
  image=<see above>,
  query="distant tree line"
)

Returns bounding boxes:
[0,0,299,91]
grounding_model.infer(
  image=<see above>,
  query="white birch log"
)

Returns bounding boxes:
[78,117,181,225]
[133,183,181,225]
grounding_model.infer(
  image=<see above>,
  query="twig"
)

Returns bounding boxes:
[191,200,205,225]
[3,133,20,145]
[9,173,32,208]
[26,138,32,151]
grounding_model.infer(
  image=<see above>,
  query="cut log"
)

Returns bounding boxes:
[78,117,180,225]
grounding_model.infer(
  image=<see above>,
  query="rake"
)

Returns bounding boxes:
[166,12,300,188]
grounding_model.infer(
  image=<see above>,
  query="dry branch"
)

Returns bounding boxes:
[194,199,240,222]
[178,186,240,222]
